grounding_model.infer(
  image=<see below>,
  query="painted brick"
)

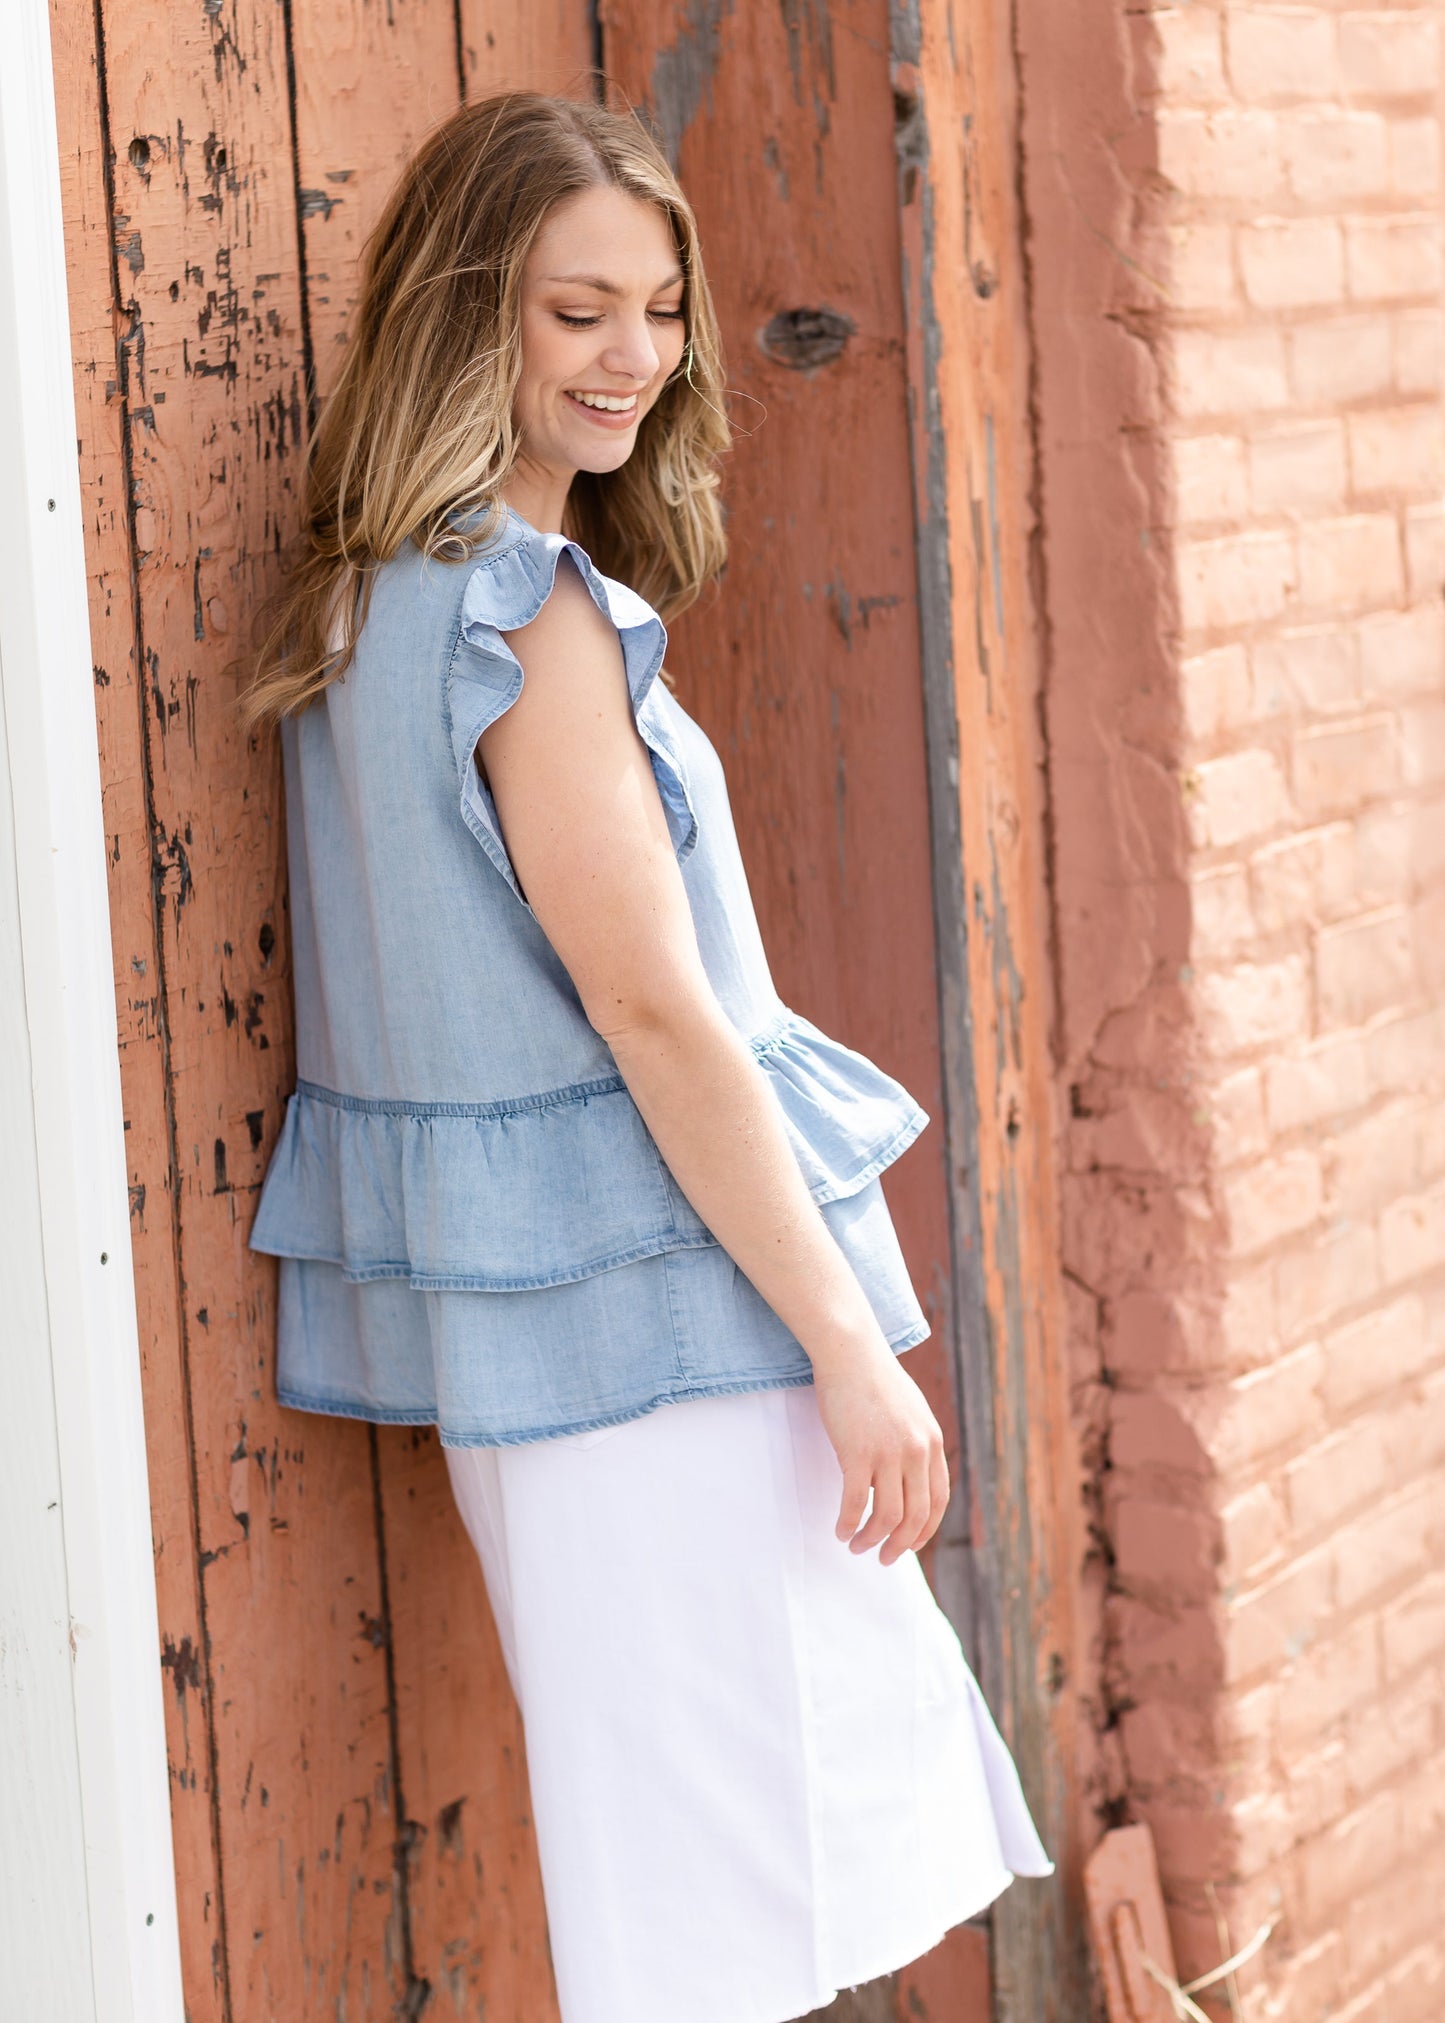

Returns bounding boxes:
[1413,799,1445,886]
[1264,1032,1370,1133]
[1275,1613,1380,1751]
[1364,1003,1445,1098]
[1105,1290,1193,1379]
[1344,1860,1444,1991]
[1239,218,1345,311]
[1285,1417,1392,1537]
[1333,1478,1435,1612]
[1393,1785,1445,1900]
[1117,1696,1221,1794]
[1297,1787,1401,1924]
[1338,11,1441,99]
[1389,115,1441,200]
[1264,1931,1347,2021]
[1380,1566,1445,1679]
[1221,1258,1281,1371]
[1393,307,1443,395]
[1192,863,1256,957]
[1109,1594,1224,1700]
[1286,1733,1354,1841]
[1382,1364,1445,1479]
[1325,1099,1430,1219]
[1110,1383,1217,1477]
[1210,1343,1327,1471]
[1280,109,1391,204]
[1219,1479,1289,1583]
[1296,512,1403,613]
[1346,214,1445,303]
[1320,1291,1430,1414]
[1222,1149,1325,1254]
[1223,1545,1334,1685]
[1292,714,1399,819]
[1380,1175,1445,1284]
[1405,498,1445,597]
[1416,885,1445,997]
[1356,601,1445,700]
[1196,954,1312,1054]
[1250,822,1356,932]
[1248,418,1349,516]
[1174,432,1249,526]
[1167,221,1239,313]
[1275,1220,1381,1340]
[1316,904,1414,1028]
[1182,643,1255,745]
[1179,530,1297,635]
[1188,747,1293,848]
[1290,314,1394,405]
[1226,8,1339,100]
[1386,1938,1445,2013]
[1172,328,1291,422]
[1148,5,1228,102]
[1158,106,1285,200]
[1349,1667,1442,1798]
[1348,403,1445,498]
[1397,698,1445,790]
[1252,625,1361,718]
[1211,1065,1270,1164]
[1361,800,1423,901]
[1112,1494,1220,1599]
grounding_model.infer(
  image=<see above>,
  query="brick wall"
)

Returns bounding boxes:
[1016,2,1445,2014]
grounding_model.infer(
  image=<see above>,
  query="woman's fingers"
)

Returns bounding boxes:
[923,1439,951,1549]
[846,1468,906,1554]
[879,1441,935,1565]
[835,1461,873,1543]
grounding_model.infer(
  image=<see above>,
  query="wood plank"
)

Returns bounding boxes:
[599,6,963,2008]
[371,15,598,2014]
[892,0,1084,2016]
[48,4,226,2012]
[281,6,593,2008]
[81,0,400,2010]
[597,0,961,1595]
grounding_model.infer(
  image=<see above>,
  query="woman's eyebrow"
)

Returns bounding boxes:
[542,269,685,295]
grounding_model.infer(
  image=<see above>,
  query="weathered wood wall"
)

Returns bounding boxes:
[49,0,1076,2014]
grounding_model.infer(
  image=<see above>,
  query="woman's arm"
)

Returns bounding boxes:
[476,550,947,1564]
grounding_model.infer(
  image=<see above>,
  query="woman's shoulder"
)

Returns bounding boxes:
[452,505,661,650]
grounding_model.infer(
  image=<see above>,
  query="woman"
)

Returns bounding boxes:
[242,88,1052,2023]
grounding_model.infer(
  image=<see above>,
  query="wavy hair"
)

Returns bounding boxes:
[237,89,732,730]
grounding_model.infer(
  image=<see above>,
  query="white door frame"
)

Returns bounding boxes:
[0,1,185,2017]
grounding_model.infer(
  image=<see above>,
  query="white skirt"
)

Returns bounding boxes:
[443,1380,1054,2023]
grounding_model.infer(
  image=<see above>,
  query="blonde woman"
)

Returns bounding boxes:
[243,88,1052,2023]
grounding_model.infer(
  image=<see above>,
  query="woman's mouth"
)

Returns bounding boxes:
[565,389,640,429]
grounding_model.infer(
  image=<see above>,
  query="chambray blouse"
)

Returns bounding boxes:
[248,504,932,1446]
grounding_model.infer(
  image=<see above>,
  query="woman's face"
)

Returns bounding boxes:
[512,184,688,490]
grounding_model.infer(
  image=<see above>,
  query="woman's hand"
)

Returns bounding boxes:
[811,1345,950,1565]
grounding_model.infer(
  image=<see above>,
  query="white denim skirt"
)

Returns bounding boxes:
[443,1379,1054,2023]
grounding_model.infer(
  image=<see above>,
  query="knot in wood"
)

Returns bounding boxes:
[758,307,855,372]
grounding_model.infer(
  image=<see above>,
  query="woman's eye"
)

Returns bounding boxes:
[554,308,684,329]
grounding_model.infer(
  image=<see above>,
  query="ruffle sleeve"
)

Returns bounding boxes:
[443,523,700,912]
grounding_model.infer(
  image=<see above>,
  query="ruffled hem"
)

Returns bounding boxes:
[443,512,698,913]
[248,1004,929,1292]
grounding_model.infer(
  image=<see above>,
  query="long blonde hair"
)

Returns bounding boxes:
[238,90,732,730]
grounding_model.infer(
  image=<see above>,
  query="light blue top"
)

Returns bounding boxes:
[248,504,932,1446]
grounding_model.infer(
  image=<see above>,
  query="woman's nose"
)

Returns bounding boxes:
[602,315,661,383]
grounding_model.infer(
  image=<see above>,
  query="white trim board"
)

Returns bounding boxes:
[0,2,185,2018]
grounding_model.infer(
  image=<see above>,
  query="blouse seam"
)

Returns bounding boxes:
[291,1005,794,1120]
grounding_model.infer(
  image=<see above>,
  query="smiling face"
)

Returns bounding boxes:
[506,183,689,529]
